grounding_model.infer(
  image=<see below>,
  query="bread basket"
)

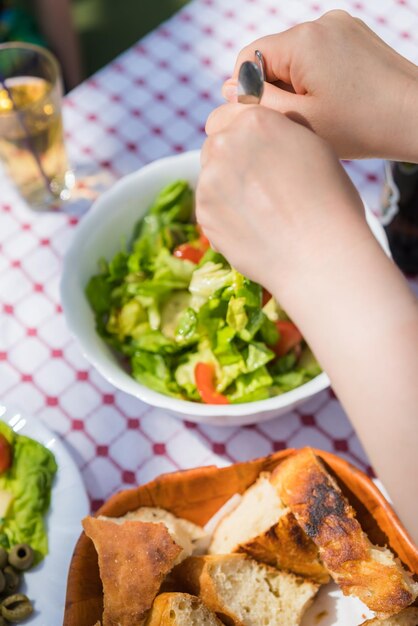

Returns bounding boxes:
[63,449,418,625]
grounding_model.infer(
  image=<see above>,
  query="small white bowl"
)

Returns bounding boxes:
[61,150,390,426]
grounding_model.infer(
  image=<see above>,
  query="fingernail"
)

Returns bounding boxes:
[222,81,237,102]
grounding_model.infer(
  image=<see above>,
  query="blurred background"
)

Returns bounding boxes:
[0,0,190,89]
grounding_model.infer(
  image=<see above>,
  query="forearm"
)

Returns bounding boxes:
[35,0,83,90]
[275,217,418,542]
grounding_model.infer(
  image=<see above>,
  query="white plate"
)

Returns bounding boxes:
[301,581,373,625]
[0,405,89,626]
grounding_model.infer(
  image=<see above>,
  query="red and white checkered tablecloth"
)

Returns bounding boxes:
[0,0,417,511]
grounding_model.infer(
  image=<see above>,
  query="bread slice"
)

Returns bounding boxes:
[145,592,224,625]
[360,607,418,625]
[101,506,208,563]
[83,516,181,626]
[209,473,329,583]
[172,554,319,626]
[271,448,418,617]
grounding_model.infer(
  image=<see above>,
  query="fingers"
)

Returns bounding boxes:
[206,103,250,135]
[222,78,297,102]
[222,79,238,103]
[231,29,301,85]
[207,84,307,136]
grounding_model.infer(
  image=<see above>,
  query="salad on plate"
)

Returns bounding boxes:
[86,181,321,404]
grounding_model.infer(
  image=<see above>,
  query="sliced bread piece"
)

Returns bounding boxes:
[145,592,224,625]
[83,516,181,626]
[360,607,418,625]
[101,506,208,563]
[172,553,319,626]
[271,448,418,617]
[209,473,329,583]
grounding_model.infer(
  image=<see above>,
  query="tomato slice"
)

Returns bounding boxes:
[0,434,12,474]
[262,288,272,307]
[173,232,210,264]
[173,243,205,264]
[198,233,210,250]
[195,362,229,405]
[274,320,303,357]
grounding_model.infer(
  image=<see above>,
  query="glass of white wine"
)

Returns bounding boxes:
[0,42,74,209]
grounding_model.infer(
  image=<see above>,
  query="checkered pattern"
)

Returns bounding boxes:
[0,0,417,511]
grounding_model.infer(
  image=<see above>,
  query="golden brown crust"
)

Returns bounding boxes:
[172,554,319,626]
[360,607,418,624]
[172,555,246,626]
[271,448,418,617]
[145,592,224,625]
[82,517,181,626]
[238,510,329,584]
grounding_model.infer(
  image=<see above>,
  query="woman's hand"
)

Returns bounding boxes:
[198,107,418,542]
[207,10,418,161]
[199,105,370,303]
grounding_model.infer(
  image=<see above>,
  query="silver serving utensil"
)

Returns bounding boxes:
[237,49,265,104]
[255,49,266,82]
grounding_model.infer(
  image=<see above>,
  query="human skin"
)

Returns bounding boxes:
[207,10,418,161]
[35,0,83,90]
[198,103,418,543]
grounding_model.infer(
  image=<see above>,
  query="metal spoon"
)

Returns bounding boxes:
[237,50,265,104]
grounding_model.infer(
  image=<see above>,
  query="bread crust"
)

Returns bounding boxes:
[360,607,418,625]
[271,448,418,616]
[82,517,181,626]
[209,473,329,584]
[145,592,224,625]
[238,509,329,583]
[172,556,234,623]
[172,554,318,626]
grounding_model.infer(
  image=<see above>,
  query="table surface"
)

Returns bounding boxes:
[0,0,417,512]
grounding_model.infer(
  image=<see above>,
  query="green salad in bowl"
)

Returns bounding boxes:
[86,180,321,405]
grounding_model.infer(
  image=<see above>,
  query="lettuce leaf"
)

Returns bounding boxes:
[175,307,197,342]
[149,180,193,223]
[131,351,181,397]
[227,366,273,402]
[0,422,57,564]
[86,275,112,316]
[154,248,195,284]
[106,299,147,339]
[226,297,248,332]
[245,342,275,372]
[189,262,233,309]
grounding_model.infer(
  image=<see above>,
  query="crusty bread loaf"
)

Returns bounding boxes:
[172,553,319,626]
[360,607,418,625]
[83,517,181,626]
[271,448,418,617]
[209,473,329,583]
[101,506,208,564]
[145,592,224,625]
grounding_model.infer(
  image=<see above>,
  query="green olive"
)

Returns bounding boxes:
[0,549,8,570]
[8,545,34,572]
[1,593,33,622]
[3,567,20,594]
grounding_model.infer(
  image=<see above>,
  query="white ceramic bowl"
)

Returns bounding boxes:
[61,150,390,426]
